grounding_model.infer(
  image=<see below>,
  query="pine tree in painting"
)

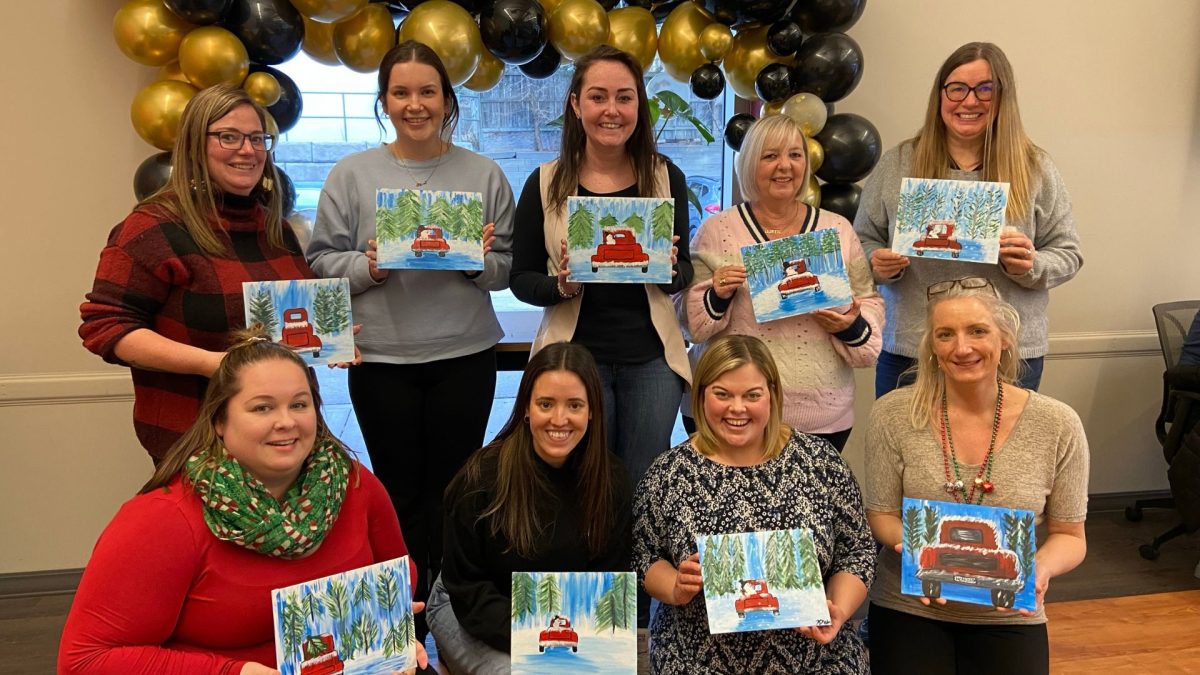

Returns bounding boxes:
[612,573,636,629]
[338,626,359,661]
[651,201,674,242]
[1017,514,1036,584]
[766,530,800,590]
[511,572,537,623]
[599,213,618,230]
[903,505,923,558]
[463,197,484,241]
[730,536,746,586]
[701,536,722,594]
[353,575,372,612]
[712,535,732,595]
[281,593,306,666]
[922,504,941,546]
[299,589,322,624]
[821,228,841,268]
[376,205,400,243]
[395,190,422,239]
[595,590,616,633]
[623,212,645,239]
[795,530,823,590]
[536,573,562,620]
[248,288,278,335]
[568,205,596,250]
[353,612,380,655]
[429,195,454,229]
[313,285,350,336]
[375,569,402,657]
[323,579,352,657]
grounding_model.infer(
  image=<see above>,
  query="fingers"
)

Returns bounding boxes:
[892,543,903,554]
[412,600,426,614]
[367,238,379,252]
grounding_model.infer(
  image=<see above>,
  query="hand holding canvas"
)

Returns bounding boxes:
[870,248,909,280]
[795,599,847,645]
[893,543,946,606]
[366,239,389,282]
[998,227,1035,275]
[557,239,582,296]
[711,264,748,300]
[811,298,862,333]
[328,324,364,370]
[481,222,496,256]
[670,235,680,278]
[673,552,704,606]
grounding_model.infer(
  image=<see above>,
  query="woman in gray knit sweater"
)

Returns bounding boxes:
[854,42,1082,397]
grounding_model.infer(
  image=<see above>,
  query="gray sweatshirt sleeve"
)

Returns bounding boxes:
[306,164,380,296]
[853,147,905,284]
[469,160,515,291]
[1003,151,1083,290]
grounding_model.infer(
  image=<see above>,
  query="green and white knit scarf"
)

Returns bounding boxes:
[185,438,351,559]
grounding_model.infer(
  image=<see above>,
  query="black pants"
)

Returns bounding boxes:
[348,347,496,637]
[867,603,1048,675]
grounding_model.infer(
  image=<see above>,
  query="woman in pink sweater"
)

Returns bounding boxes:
[679,114,882,451]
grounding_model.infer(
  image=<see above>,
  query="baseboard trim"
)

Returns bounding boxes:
[0,568,83,599]
[1087,489,1173,513]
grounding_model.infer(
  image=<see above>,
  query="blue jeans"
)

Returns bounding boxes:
[597,357,684,488]
[426,575,509,675]
[874,350,1045,399]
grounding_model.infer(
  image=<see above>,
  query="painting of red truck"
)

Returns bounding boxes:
[894,178,1009,264]
[243,279,355,366]
[740,228,852,324]
[510,571,637,674]
[375,188,485,271]
[565,196,675,284]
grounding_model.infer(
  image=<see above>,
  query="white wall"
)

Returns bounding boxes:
[2,0,1198,574]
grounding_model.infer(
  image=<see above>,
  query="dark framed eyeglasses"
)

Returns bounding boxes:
[942,81,996,102]
[927,277,999,300]
[207,130,276,152]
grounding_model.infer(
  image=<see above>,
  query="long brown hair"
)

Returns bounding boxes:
[690,335,791,460]
[909,42,1038,218]
[449,342,615,559]
[374,40,461,141]
[142,84,286,256]
[142,330,353,493]
[547,45,663,210]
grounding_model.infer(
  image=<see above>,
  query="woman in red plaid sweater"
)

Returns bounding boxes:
[80,84,314,462]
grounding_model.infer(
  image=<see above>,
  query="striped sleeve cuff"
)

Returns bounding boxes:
[833,315,871,347]
[703,286,733,320]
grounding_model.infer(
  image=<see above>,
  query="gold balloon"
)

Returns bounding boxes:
[464,49,504,92]
[290,0,368,23]
[781,92,828,136]
[302,15,341,66]
[725,23,793,101]
[130,79,198,150]
[548,0,609,62]
[800,175,821,208]
[538,0,564,16]
[606,7,657,71]
[397,1,483,86]
[113,0,195,66]
[334,4,397,74]
[264,111,279,138]
[806,136,824,173]
[178,26,249,89]
[157,60,189,83]
[762,100,783,116]
[657,0,715,82]
[698,23,732,63]
[244,72,282,107]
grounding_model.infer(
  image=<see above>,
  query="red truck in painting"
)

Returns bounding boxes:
[411,225,450,257]
[734,578,780,618]
[591,228,650,273]
[281,308,321,358]
[538,614,579,653]
[777,259,821,298]
[298,633,345,675]
[916,517,1023,608]
[912,220,963,258]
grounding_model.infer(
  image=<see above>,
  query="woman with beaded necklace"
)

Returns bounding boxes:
[863,279,1089,675]
[306,41,515,644]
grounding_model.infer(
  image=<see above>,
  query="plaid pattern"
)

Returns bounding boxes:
[80,197,313,460]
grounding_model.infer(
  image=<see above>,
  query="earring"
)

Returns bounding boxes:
[524,415,530,423]
[260,175,274,192]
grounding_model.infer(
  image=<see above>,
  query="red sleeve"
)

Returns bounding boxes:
[358,467,415,593]
[79,212,188,364]
[57,491,246,675]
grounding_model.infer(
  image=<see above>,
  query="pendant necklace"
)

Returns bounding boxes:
[761,203,803,236]
[939,375,1003,504]
[391,142,445,188]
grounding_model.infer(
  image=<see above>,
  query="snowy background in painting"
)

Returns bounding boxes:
[565,196,675,284]
[375,189,484,271]
[242,278,355,366]
[741,229,853,323]
[894,178,1008,265]
[510,571,636,674]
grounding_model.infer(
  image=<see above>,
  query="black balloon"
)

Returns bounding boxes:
[698,0,737,25]
[164,0,232,24]
[766,20,803,57]
[755,62,792,103]
[818,182,862,222]
[814,113,881,183]
[690,64,725,100]
[252,65,304,134]
[479,0,548,66]
[700,0,785,23]
[133,151,173,201]
[789,0,866,33]
[275,166,296,217]
[623,0,652,6]
[519,42,562,79]
[596,0,618,9]
[792,32,863,102]
[723,113,756,152]
[221,0,303,65]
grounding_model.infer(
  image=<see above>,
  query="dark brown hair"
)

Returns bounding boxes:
[374,40,461,139]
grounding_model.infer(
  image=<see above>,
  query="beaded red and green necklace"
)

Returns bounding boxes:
[939,376,1002,504]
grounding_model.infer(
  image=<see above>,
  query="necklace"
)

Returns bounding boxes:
[390,142,445,188]
[939,375,1003,504]
[758,202,803,235]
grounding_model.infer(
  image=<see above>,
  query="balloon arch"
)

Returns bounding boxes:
[117,0,879,221]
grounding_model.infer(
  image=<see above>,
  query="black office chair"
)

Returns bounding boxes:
[1125,300,1200,559]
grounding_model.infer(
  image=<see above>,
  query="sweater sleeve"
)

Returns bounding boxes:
[825,214,883,368]
[658,161,694,295]
[1004,151,1083,291]
[468,159,516,291]
[57,495,246,675]
[863,395,905,513]
[441,482,512,653]
[680,211,736,343]
[853,147,904,284]
[307,163,379,295]
[509,168,562,307]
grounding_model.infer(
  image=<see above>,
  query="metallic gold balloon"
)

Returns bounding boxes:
[244,71,282,106]
[264,110,279,138]
[334,4,397,74]
[762,100,783,116]
[179,26,250,89]
[130,79,198,150]
[806,136,824,173]
[725,23,793,101]
[548,0,609,62]
[397,0,483,86]
[290,0,368,23]
[781,92,828,136]
[800,175,821,208]
[538,0,563,16]
[301,15,341,66]
[464,49,504,92]
[698,23,732,63]
[605,7,657,71]
[113,0,195,66]
[657,0,715,82]
[157,60,189,83]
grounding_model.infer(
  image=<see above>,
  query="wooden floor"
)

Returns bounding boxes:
[1047,590,1200,673]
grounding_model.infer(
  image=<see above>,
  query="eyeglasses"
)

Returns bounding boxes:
[942,81,996,102]
[927,277,999,300]
[207,130,276,152]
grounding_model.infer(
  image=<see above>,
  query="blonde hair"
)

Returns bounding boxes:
[690,335,791,459]
[735,114,811,205]
[908,288,1022,428]
[141,84,286,257]
[908,42,1038,219]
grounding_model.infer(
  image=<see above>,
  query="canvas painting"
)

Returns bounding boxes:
[375,189,485,271]
[894,178,1009,264]
[740,228,853,323]
[271,556,416,675]
[900,497,1038,612]
[243,278,354,366]
[696,529,831,635]
[510,571,637,674]
[565,196,675,284]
